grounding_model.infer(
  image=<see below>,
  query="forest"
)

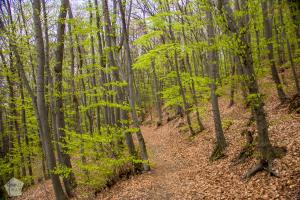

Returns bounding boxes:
[0,0,300,199]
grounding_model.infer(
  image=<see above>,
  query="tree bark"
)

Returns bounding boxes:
[261,0,287,103]
[205,3,226,158]
[32,0,67,199]
[54,0,77,196]
[119,0,150,171]
[220,0,274,165]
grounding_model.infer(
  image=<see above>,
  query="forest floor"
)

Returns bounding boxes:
[95,96,300,200]
[15,80,300,200]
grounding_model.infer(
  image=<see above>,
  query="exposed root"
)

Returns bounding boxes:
[232,130,254,165]
[243,160,279,180]
[210,144,226,161]
[242,146,286,180]
[232,144,254,166]
[288,94,300,114]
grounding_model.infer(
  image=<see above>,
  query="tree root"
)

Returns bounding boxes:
[242,146,286,180]
[243,160,279,180]
[210,144,226,161]
[288,94,300,114]
[231,130,254,165]
[232,144,254,166]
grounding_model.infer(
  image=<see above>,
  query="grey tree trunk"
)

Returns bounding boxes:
[32,0,67,199]
[0,8,51,181]
[119,0,150,171]
[261,0,287,103]
[180,18,205,132]
[221,0,274,166]
[67,4,88,174]
[88,0,101,134]
[7,65,26,177]
[94,0,110,125]
[18,0,37,86]
[228,56,236,108]
[54,0,77,196]
[102,0,122,126]
[205,4,226,158]
[150,60,163,126]
[279,0,300,95]
[175,52,195,135]
[19,76,34,184]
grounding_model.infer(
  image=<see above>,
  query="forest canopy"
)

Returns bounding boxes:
[0,0,299,199]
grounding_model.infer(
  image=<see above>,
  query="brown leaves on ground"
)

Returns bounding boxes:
[96,97,300,200]
[16,94,300,200]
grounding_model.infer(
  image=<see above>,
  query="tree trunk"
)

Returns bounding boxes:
[279,0,300,95]
[19,75,34,184]
[54,0,76,196]
[150,60,163,126]
[205,4,226,159]
[94,0,110,125]
[102,0,122,126]
[119,0,150,171]
[67,4,88,175]
[32,0,67,199]
[221,0,274,165]
[261,0,287,103]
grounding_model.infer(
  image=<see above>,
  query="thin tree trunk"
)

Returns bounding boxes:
[228,55,236,107]
[205,3,226,158]
[0,6,51,181]
[67,4,88,174]
[119,0,150,170]
[261,0,287,103]
[88,0,101,134]
[94,0,110,125]
[19,75,34,184]
[150,60,163,126]
[279,0,300,95]
[102,0,122,126]
[32,0,67,199]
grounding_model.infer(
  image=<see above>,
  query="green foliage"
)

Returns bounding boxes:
[247,93,265,109]
[52,164,73,178]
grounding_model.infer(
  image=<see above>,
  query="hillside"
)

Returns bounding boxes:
[16,90,300,199]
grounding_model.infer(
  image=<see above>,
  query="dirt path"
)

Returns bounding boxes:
[97,121,209,200]
[96,99,300,200]
[15,98,300,200]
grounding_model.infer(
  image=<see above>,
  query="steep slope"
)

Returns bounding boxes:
[14,94,300,200]
[96,97,300,199]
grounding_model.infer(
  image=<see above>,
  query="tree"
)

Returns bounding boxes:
[119,0,150,171]
[219,0,277,178]
[54,0,76,196]
[261,0,287,103]
[32,0,67,198]
[205,0,226,160]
